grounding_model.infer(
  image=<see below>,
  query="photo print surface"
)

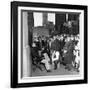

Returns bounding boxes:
[18,6,84,83]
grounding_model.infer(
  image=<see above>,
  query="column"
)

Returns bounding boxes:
[22,11,32,77]
[43,13,48,26]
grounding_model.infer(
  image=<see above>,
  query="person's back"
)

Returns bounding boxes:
[51,39,60,51]
[64,41,74,64]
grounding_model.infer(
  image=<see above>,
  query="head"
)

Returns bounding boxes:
[38,36,42,41]
[68,21,72,28]
[33,36,38,42]
[73,49,80,56]
[60,35,64,40]
[32,42,36,47]
[65,37,70,42]
[70,35,74,41]
[53,35,56,40]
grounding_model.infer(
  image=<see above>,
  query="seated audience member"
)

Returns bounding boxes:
[31,42,42,71]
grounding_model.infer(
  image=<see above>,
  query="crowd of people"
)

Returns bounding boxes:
[31,34,80,73]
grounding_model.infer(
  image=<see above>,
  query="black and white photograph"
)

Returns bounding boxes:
[22,11,80,77]
[11,1,87,88]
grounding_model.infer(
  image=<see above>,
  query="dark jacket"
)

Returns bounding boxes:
[51,39,60,51]
[63,41,75,64]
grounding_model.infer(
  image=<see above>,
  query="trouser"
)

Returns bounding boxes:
[32,57,42,71]
[54,60,60,70]
[65,64,73,71]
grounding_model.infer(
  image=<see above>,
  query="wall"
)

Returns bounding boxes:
[0,0,89,90]
[33,27,49,37]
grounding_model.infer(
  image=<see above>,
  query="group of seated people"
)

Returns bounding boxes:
[31,34,80,72]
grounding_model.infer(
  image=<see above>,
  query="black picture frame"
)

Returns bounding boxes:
[11,1,88,88]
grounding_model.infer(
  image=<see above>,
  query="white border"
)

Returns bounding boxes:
[18,6,84,83]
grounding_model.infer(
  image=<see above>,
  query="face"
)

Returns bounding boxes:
[53,36,56,40]
[43,53,48,58]
[60,36,63,40]
[70,36,74,40]
[63,50,67,53]
[33,36,38,41]
[38,37,42,41]
[65,37,70,42]
[68,21,72,28]
[32,42,36,47]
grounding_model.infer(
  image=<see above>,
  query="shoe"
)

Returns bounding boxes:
[47,70,51,72]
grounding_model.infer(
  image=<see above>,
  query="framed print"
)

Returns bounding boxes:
[11,1,88,88]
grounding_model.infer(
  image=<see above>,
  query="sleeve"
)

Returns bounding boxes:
[52,52,59,61]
